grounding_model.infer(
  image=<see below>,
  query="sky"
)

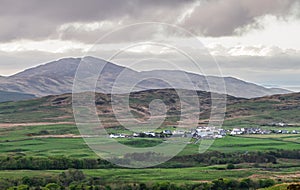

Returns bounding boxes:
[0,0,299,91]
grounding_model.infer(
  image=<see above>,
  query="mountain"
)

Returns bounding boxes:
[0,76,5,82]
[0,89,299,126]
[0,56,291,98]
[0,90,36,102]
[0,58,82,96]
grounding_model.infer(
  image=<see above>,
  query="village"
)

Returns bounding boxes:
[109,124,299,139]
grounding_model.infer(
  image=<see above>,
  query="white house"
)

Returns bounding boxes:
[230,128,243,135]
[109,134,125,138]
[144,132,156,137]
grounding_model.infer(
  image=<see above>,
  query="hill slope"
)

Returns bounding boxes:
[0,57,291,98]
[0,90,36,102]
[0,89,298,126]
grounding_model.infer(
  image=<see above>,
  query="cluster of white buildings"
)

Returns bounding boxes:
[109,126,227,139]
[229,127,299,135]
[193,127,225,139]
[109,130,171,138]
[109,125,299,139]
[229,128,271,135]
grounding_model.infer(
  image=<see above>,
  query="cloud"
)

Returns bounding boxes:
[0,39,91,53]
[0,0,192,42]
[206,44,300,57]
[0,49,86,76]
[0,0,298,43]
[180,0,298,36]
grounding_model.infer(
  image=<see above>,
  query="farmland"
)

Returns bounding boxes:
[0,89,299,189]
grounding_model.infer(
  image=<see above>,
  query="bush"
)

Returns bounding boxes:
[45,183,61,190]
[240,178,257,189]
[259,179,275,188]
[288,183,300,190]
[226,163,235,169]
[8,184,29,190]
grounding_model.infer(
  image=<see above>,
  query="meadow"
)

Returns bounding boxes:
[0,123,299,189]
[1,124,300,158]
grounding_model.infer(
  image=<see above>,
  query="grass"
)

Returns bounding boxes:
[210,135,300,152]
[0,97,73,123]
[0,138,97,158]
[0,124,300,158]
[0,124,80,141]
[178,135,300,155]
[119,138,164,147]
[0,165,299,184]
[0,167,271,183]
[0,124,299,185]
[82,167,255,183]
[224,107,300,126]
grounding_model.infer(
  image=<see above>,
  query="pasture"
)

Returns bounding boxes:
[1,124,300,158]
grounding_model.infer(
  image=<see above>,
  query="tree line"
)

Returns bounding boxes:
[0,149,299,170]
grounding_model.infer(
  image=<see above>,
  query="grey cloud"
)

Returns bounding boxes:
[0,0,193,42]
[0,0,298,42]
[58,22,167,44]
[0,50,85,76]
[209,54,300,92]
[181,0,298,36]
[218,54,300,72]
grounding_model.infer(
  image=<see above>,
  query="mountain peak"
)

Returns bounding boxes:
[11,57,82,79]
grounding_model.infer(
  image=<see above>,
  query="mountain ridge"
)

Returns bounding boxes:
[0,56,292,98]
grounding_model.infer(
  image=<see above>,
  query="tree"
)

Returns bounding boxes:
[59,169,86,186]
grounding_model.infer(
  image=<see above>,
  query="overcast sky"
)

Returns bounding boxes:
[0,0,299,91]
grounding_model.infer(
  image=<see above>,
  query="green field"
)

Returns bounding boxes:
[0,162,300,187]
[1,124,300,159]
[0,167,270,183]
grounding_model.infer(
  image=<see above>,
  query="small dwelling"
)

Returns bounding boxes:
[109,134,125,138]
[230,128,243,135]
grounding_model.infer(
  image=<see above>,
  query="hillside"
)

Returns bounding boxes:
[0,90,36,102]
[225,92,300,127]
[0,89,299,127]
[0,56,291,98]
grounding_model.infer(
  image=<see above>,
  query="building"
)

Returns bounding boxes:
[109,134,125,138]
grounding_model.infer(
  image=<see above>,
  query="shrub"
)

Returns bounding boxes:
[226,163,235,169]
[259,179,275,188]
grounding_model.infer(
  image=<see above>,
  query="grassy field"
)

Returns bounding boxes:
[0,161,300,185]
[0,168,259,183]
[1,124,300,158]
[0,123,300,188]
[0,166,297,184]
